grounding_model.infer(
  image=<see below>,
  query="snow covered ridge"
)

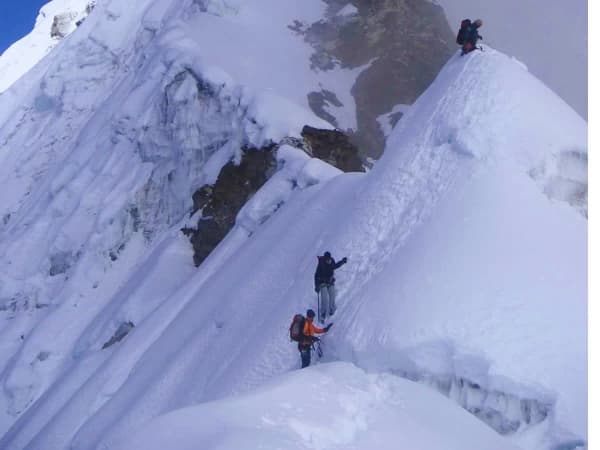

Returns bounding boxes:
[0,0,587,447]
[0,0,95,93]
[329,48,587,449]
[5,46,580,450]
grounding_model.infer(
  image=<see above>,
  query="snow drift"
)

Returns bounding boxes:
[110,362,522,450]
[0,0,587,449]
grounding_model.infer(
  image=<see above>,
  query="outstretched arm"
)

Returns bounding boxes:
[334,257,348,269]
[306,321,326,335]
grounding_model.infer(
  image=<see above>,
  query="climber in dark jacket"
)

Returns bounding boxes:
[459,18,483,55]
[314,251,348,322]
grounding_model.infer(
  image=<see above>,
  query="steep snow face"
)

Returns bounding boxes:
[331,49,587,447]
[0,0,352,441]
[0,0,95,93]
[0,46,585,450]
[0,1,586,448]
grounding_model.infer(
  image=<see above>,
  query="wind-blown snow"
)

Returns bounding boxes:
[0,0,587,449]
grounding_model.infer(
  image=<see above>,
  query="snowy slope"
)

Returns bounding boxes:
[0,1,587,449]
[110,363,522,450]
[330,49,588,448]
[0,0,94,93]
[0,45,586,450]
[0,0,348,440]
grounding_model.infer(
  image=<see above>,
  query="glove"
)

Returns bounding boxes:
[342,257,348,264]
[325,323,333,332]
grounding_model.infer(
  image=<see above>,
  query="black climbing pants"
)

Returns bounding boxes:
[300,347,311,368]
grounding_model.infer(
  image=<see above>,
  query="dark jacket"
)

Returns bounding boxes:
[314,256,346,288]
[464,23,482,45]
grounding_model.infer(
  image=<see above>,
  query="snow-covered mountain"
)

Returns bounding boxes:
[0,0,96,93]
[0,1,587,450]
[0,0,457,157]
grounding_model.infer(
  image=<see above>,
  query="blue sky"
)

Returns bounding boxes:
[0,0,50,54]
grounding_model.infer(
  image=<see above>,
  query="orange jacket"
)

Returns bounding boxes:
[297,318,327,349]
[303,319,325,341]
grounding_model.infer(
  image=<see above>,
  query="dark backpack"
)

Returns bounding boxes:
[289,314,306,342]
[456,19,471,45]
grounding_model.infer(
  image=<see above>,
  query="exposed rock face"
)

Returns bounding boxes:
[307,90,344,127]
[304,0,455,157]
[51,13,79,39]
[102,321,135,349]
[51,2,96,39]
[182,146,277,266]
[182,128,363,266]
[301,125,364,172]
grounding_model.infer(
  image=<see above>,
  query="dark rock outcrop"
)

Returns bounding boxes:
[307,90,344,128]
[51,1,96,39]
[182,146,277,266]
[102,321,135,349]
[301,126,364,172]
[303,0,455,157]
[182,128,363,267]
[51,14,76,39]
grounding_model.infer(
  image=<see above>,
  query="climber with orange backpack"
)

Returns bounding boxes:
[456,19,483,55]
[289,309,332,368]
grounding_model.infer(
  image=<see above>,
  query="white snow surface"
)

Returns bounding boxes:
[109,362,521,450]
[337,4,359,17]
[0,1,587,449]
